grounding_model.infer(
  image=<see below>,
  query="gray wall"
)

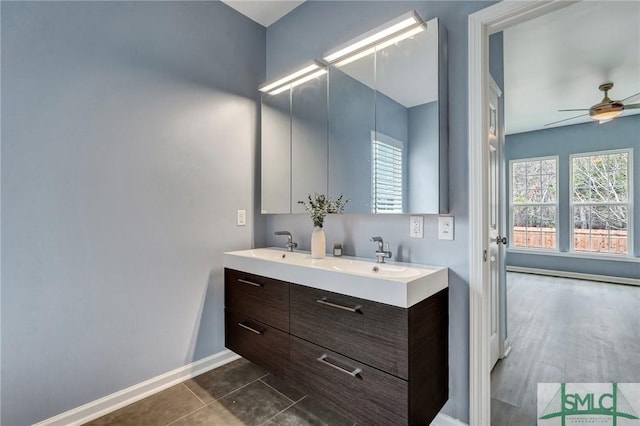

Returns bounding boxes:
[505,115,640,279]
[262,2,496,422]
[1,2,265,424]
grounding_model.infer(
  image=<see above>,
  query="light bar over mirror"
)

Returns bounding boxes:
[259,60,328,95]
[322,11,425,66]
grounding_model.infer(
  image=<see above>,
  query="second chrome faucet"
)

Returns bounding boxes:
[370,236,392,263]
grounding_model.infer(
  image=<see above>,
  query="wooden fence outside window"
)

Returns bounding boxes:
[512,226,628,254]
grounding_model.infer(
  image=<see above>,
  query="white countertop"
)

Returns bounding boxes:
[223,247,448,308]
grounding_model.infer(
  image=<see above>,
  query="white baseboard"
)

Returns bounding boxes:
[506,266,640,287]
[501,337,512,359]
[33,350,240,426]
[431,412,468,426]
[35,352,464,426]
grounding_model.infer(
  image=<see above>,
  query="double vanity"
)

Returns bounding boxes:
[223,248,449,425]
[246,8,451,424]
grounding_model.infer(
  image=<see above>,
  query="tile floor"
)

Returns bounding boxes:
[85,358,356,426]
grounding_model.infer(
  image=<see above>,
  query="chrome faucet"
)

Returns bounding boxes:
[370,236,392,263]
[275,231,298,252]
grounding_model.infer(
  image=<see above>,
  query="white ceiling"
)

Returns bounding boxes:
[504,1,640,135]
[221,0,304,27]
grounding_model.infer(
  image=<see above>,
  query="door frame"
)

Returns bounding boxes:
[467,1,578,424]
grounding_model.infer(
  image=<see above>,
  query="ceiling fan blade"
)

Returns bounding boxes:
[623,103,640,110]
[558,109,589,112]
[621,92,640,103]
[544,113,589,127]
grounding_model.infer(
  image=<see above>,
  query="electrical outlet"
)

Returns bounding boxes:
[438,216,454,240]
[237,209,246,226]
[410,216,424,238]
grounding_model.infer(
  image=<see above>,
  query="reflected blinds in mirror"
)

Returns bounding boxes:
[372,133,403,213]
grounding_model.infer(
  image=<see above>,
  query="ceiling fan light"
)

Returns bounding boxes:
[591,110,622,121]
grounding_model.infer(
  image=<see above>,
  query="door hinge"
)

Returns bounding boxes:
[483,250,488,262]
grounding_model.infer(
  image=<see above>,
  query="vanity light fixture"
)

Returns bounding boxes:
[259,61,328,96]
[323,11,425,66]
[334,25,425,68]
[269,68,327,95]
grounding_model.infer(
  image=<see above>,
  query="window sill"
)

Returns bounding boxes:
[507,248,640,263]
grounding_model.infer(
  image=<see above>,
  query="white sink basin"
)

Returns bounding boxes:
[243,248,310,264]
[327,259,424,279]
[224,248,448,308]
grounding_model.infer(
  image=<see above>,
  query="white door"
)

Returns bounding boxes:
[488,77,504,370]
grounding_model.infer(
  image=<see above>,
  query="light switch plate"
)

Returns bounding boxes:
[410,216,424,238]
[237,210,246,226]
[438,216,454,240]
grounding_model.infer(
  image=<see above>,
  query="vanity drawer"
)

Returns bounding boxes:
[290,284,408,378]
[225,309,289,377]
[289,335,408,426]
[225,268,289,332]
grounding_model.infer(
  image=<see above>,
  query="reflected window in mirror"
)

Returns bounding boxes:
[372,132,404,213]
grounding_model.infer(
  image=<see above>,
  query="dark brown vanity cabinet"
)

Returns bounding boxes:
[224,267,449,425]
[224,269,290,377]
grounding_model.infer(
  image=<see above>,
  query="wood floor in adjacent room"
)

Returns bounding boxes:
[491,272,640,425]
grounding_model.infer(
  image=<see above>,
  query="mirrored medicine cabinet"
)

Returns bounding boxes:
[261,15,448,215]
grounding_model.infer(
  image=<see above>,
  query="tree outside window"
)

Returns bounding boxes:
[511,157,558,249]
[571,150,630,255]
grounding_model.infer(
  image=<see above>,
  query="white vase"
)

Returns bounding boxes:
[311,226,326,259]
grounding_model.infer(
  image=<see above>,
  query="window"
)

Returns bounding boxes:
[510,157,558,249]
[571,149,631,255]
[372,132,403,213]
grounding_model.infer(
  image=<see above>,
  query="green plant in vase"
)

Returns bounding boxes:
[298,193,349,258]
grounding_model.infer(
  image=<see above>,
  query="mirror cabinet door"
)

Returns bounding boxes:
[328,54,375,214]
[261,89,292,214]
[291,73,329,213]
[374,19,443,214]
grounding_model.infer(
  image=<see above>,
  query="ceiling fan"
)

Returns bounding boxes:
[545,82,640,127]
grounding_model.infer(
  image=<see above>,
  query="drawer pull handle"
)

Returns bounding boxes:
[237,322,262,335]
[317,354,362,378]
[238,278,263,287]
[316,297,361,313]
